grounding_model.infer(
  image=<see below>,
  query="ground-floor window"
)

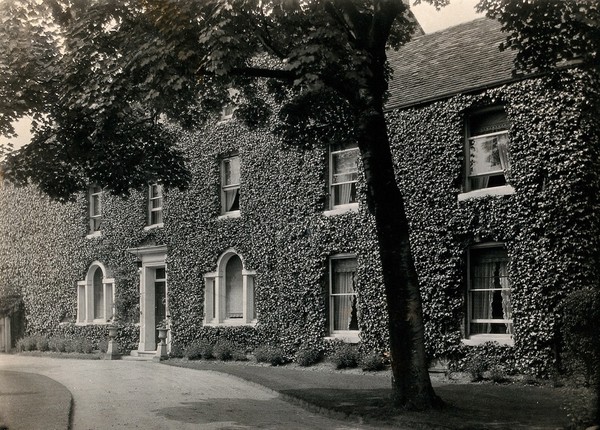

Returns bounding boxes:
[466,244,513,342]
[77,262,114,324]
[204,250,256,325]
[328,255,359,337]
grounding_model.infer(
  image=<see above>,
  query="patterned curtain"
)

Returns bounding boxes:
[472,262,494,334]
[498,261,513,334]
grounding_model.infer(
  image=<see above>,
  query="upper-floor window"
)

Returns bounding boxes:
[220,88,239,121]
[328,255,359,339]
[148,184,164,226]
[88,185,102,234]
[466,109,511,191]
[329,143,359,209]
[465,244,513,344]
[221,155,240,215]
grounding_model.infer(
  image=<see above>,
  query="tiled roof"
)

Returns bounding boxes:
[386,17,517,111]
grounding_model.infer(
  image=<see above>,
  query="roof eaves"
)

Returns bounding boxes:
[384,75,526,113]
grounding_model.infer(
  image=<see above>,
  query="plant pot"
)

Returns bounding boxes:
[107,326,118,339]
[157,327,168,340]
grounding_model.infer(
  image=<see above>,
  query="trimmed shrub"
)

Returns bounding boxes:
[295,346,321,367]
[361,353,385,371]
[64,338,79,353]
[79,338,94,354]
[560,288,600,386]
[35,336,50,352]
[169,343,185,358]
[97,339,108,353]
[451,341,517,381]
[185,340,214,360]
[49,337,67,352]
[329,343,360,369]
[254,345,286,366]
[16,336,36,352]
[213,340,235,361]
[231,349,249,361]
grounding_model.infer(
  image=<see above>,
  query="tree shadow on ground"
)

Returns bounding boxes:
[154,397,360,429]
[281,384,573,430]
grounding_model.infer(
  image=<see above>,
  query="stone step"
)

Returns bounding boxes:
[124,350,156,361]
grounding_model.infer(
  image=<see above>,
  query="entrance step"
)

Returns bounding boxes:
[123,350,156,361]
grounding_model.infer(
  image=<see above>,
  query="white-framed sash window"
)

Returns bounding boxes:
[465,244,513,345]
[329,143,359,210]
[147,184,164,227]
[221,155,241,215]
[328,255,359,340]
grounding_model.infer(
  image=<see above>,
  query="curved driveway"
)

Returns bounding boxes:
[0,355,378,430]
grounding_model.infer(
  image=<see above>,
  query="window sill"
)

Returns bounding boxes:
[86,231,102,239]
[323,204,359,217]
[218,211,241,220]
[216,116,233,125]
[325,333,360,344]
[462,335,514,346]
[204,319,257,327]
[458,185,515,201]
[75,321,110,326]
[144,223,164,231]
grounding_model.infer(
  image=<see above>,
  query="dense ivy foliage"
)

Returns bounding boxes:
[389,67,600,375]
[0,67,597,375]
[164,119,387,356]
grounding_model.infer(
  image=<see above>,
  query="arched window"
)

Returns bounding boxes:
[225,255,243,319]
[204,250,255,326]
[92,267,104,319]
[77,262,115,324]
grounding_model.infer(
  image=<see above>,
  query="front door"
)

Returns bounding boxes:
[154,267,167,346]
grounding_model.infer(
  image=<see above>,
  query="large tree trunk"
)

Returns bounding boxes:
[356,106,441,409]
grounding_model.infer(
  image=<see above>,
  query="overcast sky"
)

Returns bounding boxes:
[1,0,483,151]
[412,0,482,33]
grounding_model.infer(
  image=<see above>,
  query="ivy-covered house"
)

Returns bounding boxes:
[0,17,598,374]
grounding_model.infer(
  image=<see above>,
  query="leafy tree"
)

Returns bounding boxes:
[477,0,600,72]
[0,0,449,409]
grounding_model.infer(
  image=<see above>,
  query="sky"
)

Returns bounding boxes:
[412,0,482,33]
[0,0,483,152]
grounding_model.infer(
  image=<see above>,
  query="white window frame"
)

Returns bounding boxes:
[87,185,102,237]
[203,249,256,326]
[146,184,164,228]
[76,261,115,325]
[219,155,241,218]
[463,243,513,346]
[459,108,515,200]
[326,254,359,343]
[218,89,239,122]
[325,143,359,214]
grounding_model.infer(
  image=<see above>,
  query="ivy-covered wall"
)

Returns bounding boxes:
[0,67,597,375]
[389,68,600,375]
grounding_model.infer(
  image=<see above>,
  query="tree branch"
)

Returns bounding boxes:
[323,1,362,48]
[238,8,288,60]
[196,65,295,82]
[370,0,405,52]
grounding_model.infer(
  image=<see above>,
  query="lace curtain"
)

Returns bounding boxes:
[332,259,358,331]
[471,256,512,334]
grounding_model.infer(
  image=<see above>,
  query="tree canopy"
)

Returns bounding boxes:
[478,0,599,73]
[0,0,435,201]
